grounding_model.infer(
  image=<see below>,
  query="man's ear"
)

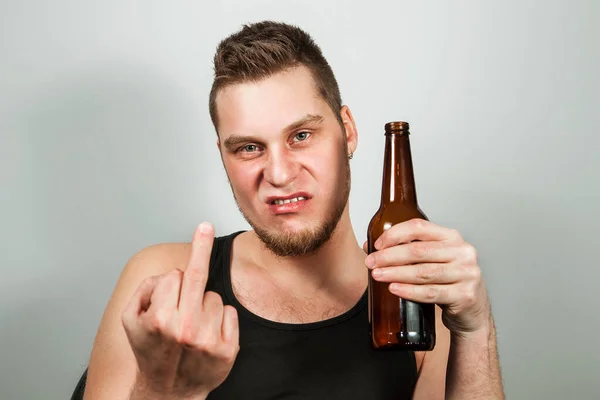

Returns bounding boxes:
[340,105,358,156]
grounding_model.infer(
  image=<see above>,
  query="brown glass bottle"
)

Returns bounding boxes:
[367,121,436,351]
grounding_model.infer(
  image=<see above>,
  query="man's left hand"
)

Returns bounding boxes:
[364,218,491,336]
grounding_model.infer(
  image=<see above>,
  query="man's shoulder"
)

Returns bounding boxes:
[122,242,192,279]
[123,230,244,277]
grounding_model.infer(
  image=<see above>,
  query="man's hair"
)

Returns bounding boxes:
[209,21,343,131]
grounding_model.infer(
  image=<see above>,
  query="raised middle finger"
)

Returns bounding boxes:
[179,222,215,318]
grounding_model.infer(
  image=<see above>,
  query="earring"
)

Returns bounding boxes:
[348,152,354,160]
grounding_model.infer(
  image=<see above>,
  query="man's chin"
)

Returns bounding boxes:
[253,225,332,258]
[272,222,313,236]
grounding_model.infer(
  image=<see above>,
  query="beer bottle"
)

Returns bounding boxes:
[367,121,436,351]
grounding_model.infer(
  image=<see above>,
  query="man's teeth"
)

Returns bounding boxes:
[273,196,307,205]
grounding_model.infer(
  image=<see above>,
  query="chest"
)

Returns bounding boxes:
[232,277,356,324]
[207,309,418,400]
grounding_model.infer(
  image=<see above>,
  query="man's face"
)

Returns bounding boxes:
[214,66,356,257]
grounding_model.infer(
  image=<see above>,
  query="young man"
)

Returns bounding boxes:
[83,21,504,399]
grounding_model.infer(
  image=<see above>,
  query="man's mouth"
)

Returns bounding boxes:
[270,196,308,205]
[265,193,312,214]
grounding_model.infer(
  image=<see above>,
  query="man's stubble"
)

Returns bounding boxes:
[227,150,351,258]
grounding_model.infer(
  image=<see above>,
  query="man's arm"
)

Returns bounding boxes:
[411,306,451,399]
[444,313,504,399]
[83,243,189,399]
[364,218,505,399]
[412,308,503,400]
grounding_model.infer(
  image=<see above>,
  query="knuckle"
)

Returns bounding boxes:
[409,218,426,230]
[121,312,133,331]
[449,228,463,241]
[464,288,477,305]
[196,336,219,353]
[157,273,178,290]
[417,265,436,281]
[141,276,156,288]
[204,291,224,307]
[410,242,429,259]
[371,252,382,266]
[184,267,205,284]
[223,304,238,315]
[219,345,239,364]
[178,316,208,344]
[462,244,478,263]
[468,266,482,281]
[147,315,165,333]
[166,268,184,281]
[177,326,195,346]
[424,286,438,300]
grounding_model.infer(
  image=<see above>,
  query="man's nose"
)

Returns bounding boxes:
[263,148,300,188]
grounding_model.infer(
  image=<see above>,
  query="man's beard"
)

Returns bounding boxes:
[231,156,351,257]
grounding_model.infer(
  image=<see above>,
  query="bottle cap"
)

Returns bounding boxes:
[384,121,410,134]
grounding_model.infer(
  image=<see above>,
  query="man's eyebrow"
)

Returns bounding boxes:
[222,134,261,151]
[284,114,324,132]
[222,114,325,151]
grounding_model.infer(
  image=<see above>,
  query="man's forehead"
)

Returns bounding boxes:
[215,67,329,139]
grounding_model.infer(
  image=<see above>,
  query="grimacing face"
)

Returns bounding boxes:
[214,66,357,257]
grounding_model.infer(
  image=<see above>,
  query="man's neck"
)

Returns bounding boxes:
[246,211,367,298]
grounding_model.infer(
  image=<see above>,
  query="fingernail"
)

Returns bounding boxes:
[198,222,212,233]
[365,255,375,268]
[372,269,382,278]
[389,283,401,292]
[374,239,382,249]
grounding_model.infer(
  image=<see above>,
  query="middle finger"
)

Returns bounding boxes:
[371,262,463,284]
[366,241,456,268]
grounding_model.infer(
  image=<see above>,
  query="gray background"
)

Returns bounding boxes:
[1,1,598,399]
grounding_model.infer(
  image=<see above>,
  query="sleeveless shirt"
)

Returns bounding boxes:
[205,231,418,399]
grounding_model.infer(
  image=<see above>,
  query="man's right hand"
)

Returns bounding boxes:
[121,222,239,399]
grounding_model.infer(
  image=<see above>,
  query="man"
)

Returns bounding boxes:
[83,21,504,399]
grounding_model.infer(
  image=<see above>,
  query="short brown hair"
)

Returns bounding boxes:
[209,21,343,131]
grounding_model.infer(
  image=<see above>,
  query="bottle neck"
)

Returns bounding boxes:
[380,133,418,205]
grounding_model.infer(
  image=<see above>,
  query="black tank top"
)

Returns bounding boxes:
[206,231,418,400]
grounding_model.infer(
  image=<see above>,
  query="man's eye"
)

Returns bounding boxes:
[294,132,311,142]
[240,144,258,152]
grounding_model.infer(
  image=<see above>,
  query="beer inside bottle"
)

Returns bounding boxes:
[367,121,436,351]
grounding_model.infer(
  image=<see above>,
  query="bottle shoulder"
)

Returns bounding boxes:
[368,203,428,236]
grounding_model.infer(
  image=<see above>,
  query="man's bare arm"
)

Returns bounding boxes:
[445,313,504,399]
[411,306,451,400]
[365,220,504,399]
[412,309,503,400]
[83,244,188,400]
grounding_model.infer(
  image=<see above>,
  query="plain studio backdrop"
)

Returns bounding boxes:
[1,1,598,399]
